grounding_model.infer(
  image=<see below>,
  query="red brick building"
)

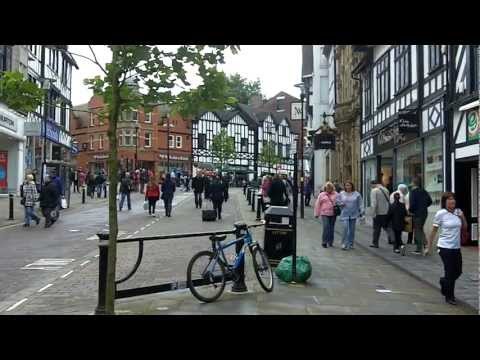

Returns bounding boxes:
[70,96,192,177]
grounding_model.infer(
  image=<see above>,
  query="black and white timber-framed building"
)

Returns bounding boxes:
[354,44,478,245]
[192,103,299,184]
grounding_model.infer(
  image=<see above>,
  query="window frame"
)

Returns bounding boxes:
[428,45,442,73]
[144,132,152,148]
[198,133,207,149]
[89,135,94,150]
[176,135,182,148]
[363,69,372,116]
[376,52,390,107]
[90,113,95,127]
[168,135,175,148]
[394,45,411,94]
[99,134,104,149]
[145,112,152,123]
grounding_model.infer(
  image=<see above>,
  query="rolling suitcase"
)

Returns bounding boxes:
[202,201,217,222]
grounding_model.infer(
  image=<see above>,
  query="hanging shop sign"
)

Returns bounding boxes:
[374,117,419,153]
[314,133,336,150]
[467,110,479,141]
[0,151,8,190]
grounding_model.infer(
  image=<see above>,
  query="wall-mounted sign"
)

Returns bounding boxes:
[467,110,479,141]
[43,120,60,143]
[0,114,17,132]
[93,154,109,160]
[159,153,190,161]
[291,102,306,120]
[314,133,336,150]
[374,117,419,153]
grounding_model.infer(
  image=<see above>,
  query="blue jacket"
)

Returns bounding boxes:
[161,179,176,198]
[409,187,432,218]
[52,176,64,196]
[337,191,364,220]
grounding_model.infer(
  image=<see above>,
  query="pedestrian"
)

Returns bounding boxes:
[204,175,212,201]
[95,171,104,198]
[87,171,95,199]
[314,181,339,248]
[369,179,393,248]
[337,180,364,250]
[161,173,176,217]
[192,172,206,208]
[408,176,433,255]
[39,175,60,228]
[119,172,132,211]
[140,168,147,194]
[79,169,86,188]
[333,180,343,193]
[390,183,414,245]
[101,170,108,198]
[386,192,408,254]
[208,175,228,220]
[261,175,272,210]
[304,177,313,207]
[21,174,41,227]
[145,177,160,217]
[242,179,248,195]
[268,174,289,206]
[51,170,64,208]
[425,192,467,305]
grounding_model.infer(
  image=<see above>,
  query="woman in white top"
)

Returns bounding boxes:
[337,181,364,250]
[425,192,467,305]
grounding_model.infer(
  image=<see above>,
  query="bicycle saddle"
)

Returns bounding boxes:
[233,222,248,230]
[209,234,227,242]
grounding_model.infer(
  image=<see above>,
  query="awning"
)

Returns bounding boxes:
[459,100,479,112]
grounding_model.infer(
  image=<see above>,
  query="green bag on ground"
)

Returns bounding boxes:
[275,256,312,283]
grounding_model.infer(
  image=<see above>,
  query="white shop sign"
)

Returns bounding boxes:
[0,113,17,132]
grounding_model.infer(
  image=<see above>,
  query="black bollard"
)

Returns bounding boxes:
[8,193,14,220]
[251,190,255,212]
[231,225,247,293]
[82,186,86,204]
[95,233,110,315]
[256,192,262,221]
[247,188,252,205]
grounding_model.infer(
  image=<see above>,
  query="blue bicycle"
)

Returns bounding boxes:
[187,221,273,303]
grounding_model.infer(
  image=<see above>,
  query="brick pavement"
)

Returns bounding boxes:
[3,188,475,315]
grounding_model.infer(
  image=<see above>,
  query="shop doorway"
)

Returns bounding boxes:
[379,151,394,193]
[455,158,478,245]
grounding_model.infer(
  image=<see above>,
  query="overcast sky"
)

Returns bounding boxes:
[70,45,302,106]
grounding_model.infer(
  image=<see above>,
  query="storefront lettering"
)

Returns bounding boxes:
[0,114,17,132]
[94,154,109,160]
[158,153,189,161]
[467,110,479,141]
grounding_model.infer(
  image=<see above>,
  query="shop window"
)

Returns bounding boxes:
[364,159,377,208]
[396,141,422,190]
[424,134,443,208]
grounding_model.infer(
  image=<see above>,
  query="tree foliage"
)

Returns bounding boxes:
[0,71,44,113]
[259,141,280,172]
[211,129,235,172]
[225,73,263,105]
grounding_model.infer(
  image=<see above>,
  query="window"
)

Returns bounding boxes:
[394,45,410,93]
[169,135,175,148]
[282,126,287,137]
[99,134,104,149]
[396,141,422,189]
[286,144,291,158]
[90,135,94,150]
[428,45,442,72]
[276,97,285,111]
[122,110,138,121]
[363,70,372,116]
[278,143,283,157]
[144,132,151,147]
[145,112,152,123]
[124,130,131,146]
[90,113,95,127]
[376,52,390,106]
[49,48,59,73]
[61,58,69,85]
[0,46,12,71]
[241,138,248,152]
[176,136,182,148]
[60,104,67,128]
[198,134,206,149]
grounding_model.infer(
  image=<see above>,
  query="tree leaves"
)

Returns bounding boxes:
[0,71,45,114]
[259,141,281,170]
[211,129,235,172]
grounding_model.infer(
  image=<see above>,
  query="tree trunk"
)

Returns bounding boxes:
[105,47,121,315]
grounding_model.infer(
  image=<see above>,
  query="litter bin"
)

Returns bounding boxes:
[263,206,294,267]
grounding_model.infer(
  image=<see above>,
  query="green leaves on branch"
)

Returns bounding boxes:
[0,71,45,113]
[226,73,263,105]
[259,141,281,170]
[211,129,235,172]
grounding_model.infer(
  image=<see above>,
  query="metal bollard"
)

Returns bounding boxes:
[82,186,86,204]
[251,190,255,212]
[247,188,252,205]
[8,193,14,220]
[256,192,262,221]
[231,226,248,293]
[95,233,110,315]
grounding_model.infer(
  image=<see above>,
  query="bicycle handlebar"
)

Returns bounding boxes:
[247,220,266,229]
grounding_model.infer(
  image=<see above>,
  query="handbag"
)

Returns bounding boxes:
[327,194,341,217]
[143,200,148,211]
[61,197,68,209]
[403,215,413,233]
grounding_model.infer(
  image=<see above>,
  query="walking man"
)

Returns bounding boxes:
[208,175,228,220]
[192,172,206,208]
[370,179,392,248]
[39,175,60,228]
[119,172,132,211]
[161,173,176,217]
[409,176,433,255]
[21,174,41,227]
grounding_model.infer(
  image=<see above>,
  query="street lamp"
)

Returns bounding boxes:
[294,82,306,219]
[134,122,139,170]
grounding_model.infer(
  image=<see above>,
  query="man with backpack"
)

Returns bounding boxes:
[370,179,393,248]
[408,176,433,255]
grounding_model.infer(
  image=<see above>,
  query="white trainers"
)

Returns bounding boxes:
[400,245,406,256]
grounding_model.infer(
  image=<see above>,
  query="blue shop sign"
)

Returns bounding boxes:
[41,120,60,143]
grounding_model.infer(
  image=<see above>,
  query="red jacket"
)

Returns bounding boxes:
[146,184,160,199]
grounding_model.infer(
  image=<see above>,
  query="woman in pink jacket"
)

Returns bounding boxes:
[314,181,339,248]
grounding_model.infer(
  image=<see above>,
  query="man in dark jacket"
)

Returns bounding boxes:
[192,173,206,209]
[408,176,433,255]
[268,174,289,206]
[208,175,228,220]
[119,173,132,211]
[161,173,176,217]
[95,171,105,198]
[39,176,60,228]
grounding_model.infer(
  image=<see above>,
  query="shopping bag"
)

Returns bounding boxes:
[143,200,148,211]
[60,197,68,209]
[403,215,413,233]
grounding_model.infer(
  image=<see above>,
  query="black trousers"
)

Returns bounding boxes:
[73,181,79,193]
[163,196,173,216]
[194,192,203,208]
[393,230,403,250]
[439,247,462,300]
[305,193,312,206]
[212,200,223,219]
[148,198,157,214]
[372,215,391,246]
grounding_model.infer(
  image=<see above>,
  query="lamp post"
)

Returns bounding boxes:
[134,122,139,171]
[295,83,306,219]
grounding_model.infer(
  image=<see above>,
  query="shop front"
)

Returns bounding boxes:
[157,153,191,176]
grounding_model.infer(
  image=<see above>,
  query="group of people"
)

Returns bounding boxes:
[20,170,65,229]
[192,172,229,220]
[259,173,294,210]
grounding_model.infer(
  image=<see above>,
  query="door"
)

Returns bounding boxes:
[454,159,478,245]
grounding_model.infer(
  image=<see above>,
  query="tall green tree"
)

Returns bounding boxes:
[259,140,280,174]
[226,73,263,105]
[0,71,44,113]
[211,129,235,173]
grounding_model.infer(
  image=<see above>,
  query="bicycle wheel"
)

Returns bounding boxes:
[187,250,226,303]
[251,245,274,292]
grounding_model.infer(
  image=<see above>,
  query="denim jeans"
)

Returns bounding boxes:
[119,192,131,210]
[321,215,336,246]
[341,218,356,248]
[24,206,40,225]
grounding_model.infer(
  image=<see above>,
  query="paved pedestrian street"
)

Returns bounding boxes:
[0,188,476,315]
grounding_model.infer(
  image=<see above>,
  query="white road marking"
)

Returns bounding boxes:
[156,307,169,311]
[23,266,62,271]
[150,221,156,225]
[94,254,99,258]
[126,235,133,239]
[80,260,91,266]
[69,229,80,232]
[140,227,146,231]
[6,298,28,312]
[86,235,99,240]
[145,224,151,228]
[134,231,139,234]
[376,289,392,293]
[61,270,74,278]
[313,296,320,305]
[22,259,75,270]
[38,284,53,292]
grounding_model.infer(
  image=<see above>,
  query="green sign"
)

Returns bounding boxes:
[467,111,479,141]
